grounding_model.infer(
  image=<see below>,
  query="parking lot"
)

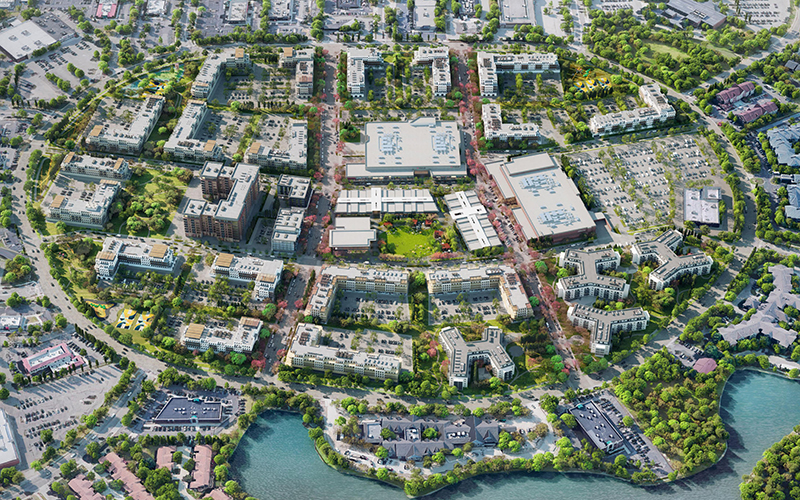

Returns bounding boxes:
[668,338,704,368]
[570,135,723,233]
[134,386,242,435]
[5,364,123,463]
[429,290,504,325]
[336,292,409,322]
[22,38,102,102]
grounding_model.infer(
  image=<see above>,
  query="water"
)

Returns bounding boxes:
[230,370,800,500]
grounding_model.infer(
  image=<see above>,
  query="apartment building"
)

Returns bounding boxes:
[164,100,223,163]
[556,248,630,301]
[245,123,308,170]
[94,238,176,279]
[271,207,305,254]
[305,265,409,322]
[211,252,283,300]
[426,264,533,320]
[191,47,251,100]
[439,326,514,390]
[346,48,383,98]
[183,162,261,241]
[45,179,120,229]
[589,84,675,136]
[631,230,713,290]
[276,174,313,207]
[85,96,164,154]
[61,153,131,181]
[477,51,560,97]
[279,47,315,99]
[180,317,263,354]
[567,303,650,355]
[715,81,756,105]
[412,47,451,97]
[286,323,402,381]
[481,103,539,142]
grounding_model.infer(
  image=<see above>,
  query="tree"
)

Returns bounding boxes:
[376,446,388,459]
[622,415,634,427]
[40,429,53,443]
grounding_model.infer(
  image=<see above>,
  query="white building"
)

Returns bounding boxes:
[426,265,532,320]
[272,207,305,254]
[443,190,501,251]
[61,153,131,181]
[481,103,539,142]
[439,326,514,390]
[556,248,629,301]
[477,52,560,97]
[567,303,650,356]
[86,96,164,154]
[95,238,177,279]
[346,48,383,98]
[191,48,251,100]
[45,179,120,229]
[279,47,314,100]
[631,230,713,290]
[164,100,223,162]
[286,323,403,381]
[211,253,284,300]
[181,317,263,354]
[589,84,675,136]
[328,217,377,252]
[412,47,451,97]
[336,187,437,216]
[0,409,19,469]
[245,123,307,170]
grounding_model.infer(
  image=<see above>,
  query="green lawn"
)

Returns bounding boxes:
[643,42,687,63]
[384,227,437,258]
[106,169,186,238]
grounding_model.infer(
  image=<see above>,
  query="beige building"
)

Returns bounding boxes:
[85,96,164,154]
[61,153,131,181]
[180,317,263,354]
[279,47,315,99]
[412,47,451,97]
[191,47,251,100]
[164,100,223,163]
[589,84,675,136]
[556,248,629,301]
[245,123,307,170]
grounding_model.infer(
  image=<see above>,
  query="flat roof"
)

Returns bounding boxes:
[336,187,437,215]
[443,190,501,251]
[0,20,57,61]
[152,397,222,424]
[683,188,720,225]
[487,153,595,240]
[329,217,377,248]
[0,409,19,469]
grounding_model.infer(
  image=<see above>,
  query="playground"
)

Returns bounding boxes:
[85,300,113,319]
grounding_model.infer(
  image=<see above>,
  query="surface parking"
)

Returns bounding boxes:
[336,292,408,322]
[429,290,504,325]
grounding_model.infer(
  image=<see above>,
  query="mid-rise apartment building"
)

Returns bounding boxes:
[164,100,223,163]
[631,230,713,290]
[477,51,560,97]
[183,162,261,241]
[180,317,263,354]
[305,265,409,322]
[191,47,251,100]
[271,207,305,254]
[94,238,176,279]
[589,84,675,136]
[245,123,308,170]
[567,303,650,356]
[45,179,120,229]
[412,47,451,97]
[346,48,383,98]
[276,174,312,207]
[481,103,539,142]
[211,252,283,300]
[426,265,532,320]
[279,47,315,99]
[556,248,630,301]
[439,326,514,390]
[86,96,164,154]
[61,153,131,181]
[286,323,402,381]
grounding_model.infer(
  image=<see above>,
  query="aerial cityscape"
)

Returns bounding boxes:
[0,0,798,498]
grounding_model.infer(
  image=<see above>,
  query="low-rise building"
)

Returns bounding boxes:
[767,123,800,167]
[305,265,409,322]
[567,303,650,356]
[785,185,800,220]
[86,96,164,155]
[211,252,283,300]
[0,409,19,470]
[716,81,756,105]
[44,178,120,229]
[335,187,437,216]
[276,174,312,207]
[68,475,106,500]
[568,401,625,454]
[183,162,261,241]
[180,317,263,353]
[589,84,675,136]
[684,187,721,226]
[286,323,403,381]
[245,123,308,170]
[426,264,532,320]
[192,48,251,100]
[477,51,560,97]
[105,453,154,500]
[631,230,713,290]
[271,207,305,254]
[189,445,214,492]
[61,153,131,181]
[664,0,726,28]
[164,100,223,163]
[556,248,629,301]
[346,48,383,98]
[328,217,376,252]
[95,238,177,279]
[481,103,539,142]
[443,190,501,251]
[279,47,314,99]
[412,47,451,97]
[439,326,514,390]
[20,343,84,375]
[734,100,778,124]
[152,398,222,426]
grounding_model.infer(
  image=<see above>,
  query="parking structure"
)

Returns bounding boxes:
[569,135,723,233]
[430,290,505,325]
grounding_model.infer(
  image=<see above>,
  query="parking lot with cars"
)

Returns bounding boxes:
[429,290,504,325]
[336,292,409,322]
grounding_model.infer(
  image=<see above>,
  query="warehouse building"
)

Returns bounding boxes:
[336,187,437,216]
[443,190,501,251]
